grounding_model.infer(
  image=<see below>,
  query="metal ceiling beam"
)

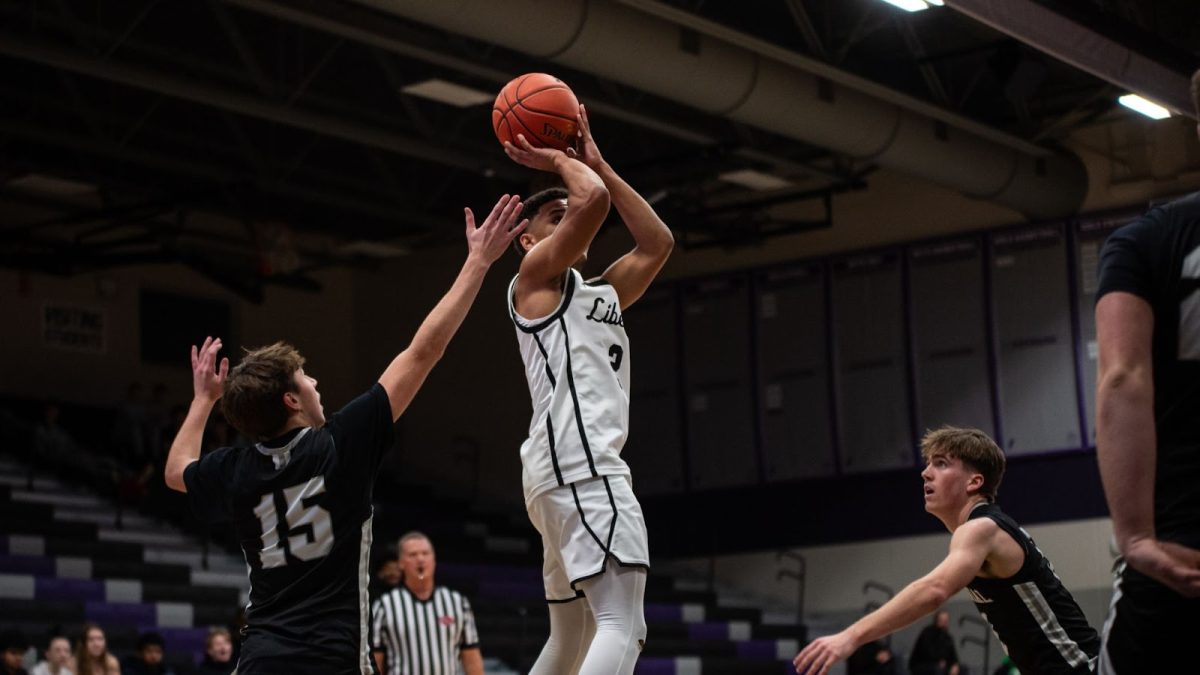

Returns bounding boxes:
[615,0,1052,157]
[221,0,846,182]
[946,0,1194,119]
[0,117,441,233]
[784,0,829,61]
[0,32,524,181]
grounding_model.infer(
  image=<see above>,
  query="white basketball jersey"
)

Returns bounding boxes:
[508,268,632,503]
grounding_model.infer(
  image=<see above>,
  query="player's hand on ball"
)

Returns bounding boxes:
[793,631,855,675]
[191,336,228,404]
[504,134,567,173]
[465,193,528,264]
[566,104,604,170]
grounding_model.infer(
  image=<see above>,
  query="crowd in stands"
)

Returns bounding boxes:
[0,626,236,675]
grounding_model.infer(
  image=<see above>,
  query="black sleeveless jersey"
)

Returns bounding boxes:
[184,384,394,674]
[965,504,1099,674]
[1097,191,1200,548]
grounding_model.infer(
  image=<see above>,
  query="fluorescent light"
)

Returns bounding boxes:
[6,173,98,197]
[1118,94,1171,120]
[925,0,944,5]
[876,0,931,11]
[718,169,791,191]
[401,78,493,107]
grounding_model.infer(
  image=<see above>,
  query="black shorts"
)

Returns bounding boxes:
[1100,560,1200,674]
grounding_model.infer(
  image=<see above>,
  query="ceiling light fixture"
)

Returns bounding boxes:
[718,169,792,191]
[876,0,934,12]
[401,78,493,107]
[1117,94,1171,120]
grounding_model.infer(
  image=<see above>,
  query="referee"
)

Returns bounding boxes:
[370,532,482,675]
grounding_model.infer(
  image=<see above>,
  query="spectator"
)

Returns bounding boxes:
[144,383,170,466]
[1,628,29,675]
[909,611,961,675]
[846,640,895,675]
[120,633,172,675]
[30,635,72,675]
[368,547,401,601]
[195,629,234,675]
[70,624,117,675]
[34,401,75,472]
[111,382,147,466]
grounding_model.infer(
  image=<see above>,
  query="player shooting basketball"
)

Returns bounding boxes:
[502,103,673,675]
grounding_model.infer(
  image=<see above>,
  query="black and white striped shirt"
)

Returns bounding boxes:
[370,585,480,675]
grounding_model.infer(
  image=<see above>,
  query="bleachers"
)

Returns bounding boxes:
[0,458,246,673]
[1,447,806,674]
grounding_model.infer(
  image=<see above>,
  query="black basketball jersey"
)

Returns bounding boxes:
[965,504,1099,674]
[1096,191,1200,548]
[184,384,395,674]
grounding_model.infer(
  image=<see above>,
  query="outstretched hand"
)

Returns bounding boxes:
[565,104,604,169]
[1124,537,1200,598]
[793,631,855,675]
[465,193,529,264]
[503,134,567,173]
[191,336,229,404]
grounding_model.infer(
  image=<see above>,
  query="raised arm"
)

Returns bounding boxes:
[571,105,674,309]
[1096,292,1200,596]
[164,336,228,492]
[506,134,610,293]
[793,519,993,675]
[378,195,527,421]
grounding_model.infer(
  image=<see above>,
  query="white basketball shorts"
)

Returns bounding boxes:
[526,474,650,602]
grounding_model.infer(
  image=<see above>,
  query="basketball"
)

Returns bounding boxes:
[492,73,579,152]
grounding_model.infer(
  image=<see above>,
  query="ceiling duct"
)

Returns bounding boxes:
[347,0,1087,220]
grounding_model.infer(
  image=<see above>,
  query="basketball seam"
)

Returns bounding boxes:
[514,101,577,124]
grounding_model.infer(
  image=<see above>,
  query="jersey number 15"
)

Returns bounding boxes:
[253,476,334,568]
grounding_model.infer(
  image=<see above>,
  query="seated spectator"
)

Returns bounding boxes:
[120,633,172,675]
[30,635,72,675]
[2,628,29,675]
[196,629,234,675]
[71,624,117,675]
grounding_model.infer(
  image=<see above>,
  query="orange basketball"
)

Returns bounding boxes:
[493,73,579,152]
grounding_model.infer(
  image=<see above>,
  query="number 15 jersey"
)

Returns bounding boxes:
[184,384,394,674]
[509,268,632,504]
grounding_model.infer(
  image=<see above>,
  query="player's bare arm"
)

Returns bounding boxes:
[1096,291,1200,597]
[164,336,229,492]
[793,518,997,675]
[461,646,483,675]
[568,104,674,310]
[378,194,528,421]
[507,134,610,318]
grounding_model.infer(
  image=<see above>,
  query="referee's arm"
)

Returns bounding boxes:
[373,649,386,675]
[461,646,483,675]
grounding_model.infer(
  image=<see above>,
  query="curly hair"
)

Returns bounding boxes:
[511,187,569,256]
